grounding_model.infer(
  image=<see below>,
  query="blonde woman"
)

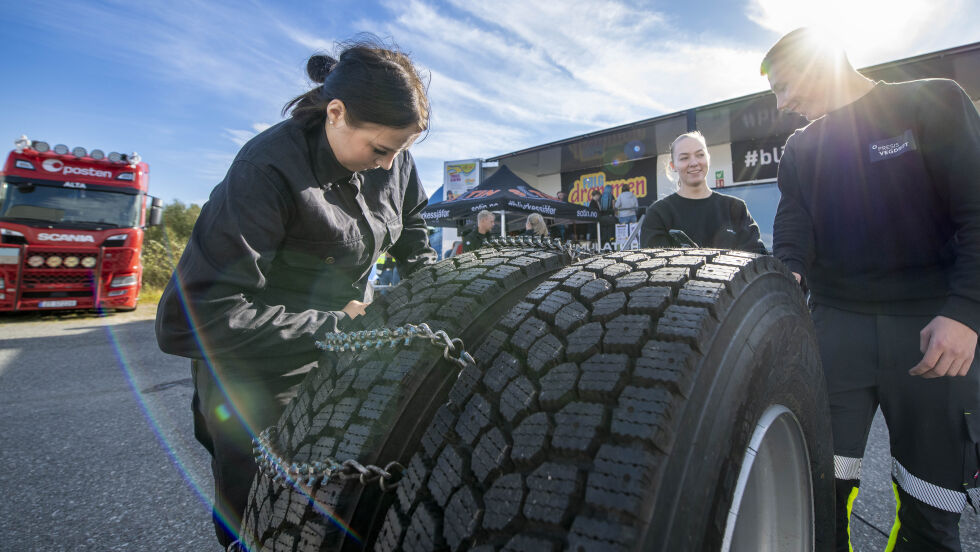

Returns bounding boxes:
[640,131,766,253]
[524,212,548,236]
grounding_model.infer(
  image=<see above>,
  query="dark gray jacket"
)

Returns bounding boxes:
[155,116,436,372]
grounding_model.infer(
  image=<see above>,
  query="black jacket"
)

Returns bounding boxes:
[155,116,436,372]
[461,229,490,253]
[640,192,767,254]
[773,79,980,330]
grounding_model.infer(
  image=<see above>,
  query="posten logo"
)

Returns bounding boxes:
[42,159,64,172]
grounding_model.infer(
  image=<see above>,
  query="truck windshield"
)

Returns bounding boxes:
[0,180,140,228]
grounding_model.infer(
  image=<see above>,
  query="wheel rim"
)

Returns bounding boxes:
[721,404,814,552]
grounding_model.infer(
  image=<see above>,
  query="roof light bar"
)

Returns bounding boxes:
[90,149,105,160]
[54,144,69,155]
[32,141,50,153]
[72,146,87,158]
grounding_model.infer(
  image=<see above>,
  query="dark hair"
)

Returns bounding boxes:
[760,27,850,76]
[283,35,430,133]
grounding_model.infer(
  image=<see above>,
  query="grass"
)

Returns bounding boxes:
[139,285,165,309]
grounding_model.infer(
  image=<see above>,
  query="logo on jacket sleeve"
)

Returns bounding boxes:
[869,129,917,163]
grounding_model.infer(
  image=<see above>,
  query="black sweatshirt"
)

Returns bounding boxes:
[155,116,436,373]
[773,79,980,331]
[640,192,768,254]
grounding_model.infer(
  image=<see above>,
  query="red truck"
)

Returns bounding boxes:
[0,136,162,312]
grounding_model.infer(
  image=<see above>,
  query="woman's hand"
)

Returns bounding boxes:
[342,300,369,319]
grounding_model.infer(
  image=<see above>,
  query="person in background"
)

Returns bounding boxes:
[154,38,436,548]
[377,252,399,285]
[614,185,639,223]
[640,131,767,253]
[587,188,602,212]
[524,212,548,236]
[462,209,495,252]
[552,190,571,241]
[764,28,979,551]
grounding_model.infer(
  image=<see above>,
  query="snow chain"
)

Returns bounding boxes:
[254,323,476,494]
[313,322,475,370]
[484,235,597,258]
[253,427,405,491]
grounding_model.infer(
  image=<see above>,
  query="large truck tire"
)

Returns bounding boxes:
[376,249,834,552]
[239,245,581,551]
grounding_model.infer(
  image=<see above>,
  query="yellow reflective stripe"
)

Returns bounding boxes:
[846,486,859,552]
[885,481,902,552]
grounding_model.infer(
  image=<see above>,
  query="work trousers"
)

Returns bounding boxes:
[191,359,311,548]
[811,304,980,551]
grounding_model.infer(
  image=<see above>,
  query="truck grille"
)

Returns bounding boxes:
[22,271,95,289]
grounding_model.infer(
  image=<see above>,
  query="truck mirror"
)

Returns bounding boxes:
[148,196,163,227]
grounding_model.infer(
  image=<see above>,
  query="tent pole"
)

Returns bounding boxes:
[500,211,506,237]
[596,221,601,249]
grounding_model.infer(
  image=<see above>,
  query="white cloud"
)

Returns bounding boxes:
[746,0,977,66]
[24,0,979,204]
[375,0,772,185]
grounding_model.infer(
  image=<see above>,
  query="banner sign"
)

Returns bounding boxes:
[731,136,792,184]
[443,159,481,201]
[561,155,658,208]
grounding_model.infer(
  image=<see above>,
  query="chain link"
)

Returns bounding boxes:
[253,427,406,491]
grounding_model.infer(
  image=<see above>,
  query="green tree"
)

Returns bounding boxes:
[142,200,201,290]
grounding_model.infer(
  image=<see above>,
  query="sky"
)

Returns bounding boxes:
[1,0,978,206]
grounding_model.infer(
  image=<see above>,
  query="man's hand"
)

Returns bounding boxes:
[792,272,802,283]
[909,316,978,378]
[342,300,369,319]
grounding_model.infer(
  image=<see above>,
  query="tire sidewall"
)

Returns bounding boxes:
[644,269,834,551]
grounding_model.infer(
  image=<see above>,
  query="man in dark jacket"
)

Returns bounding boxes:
[462,209,495,252]
[764,28,979,551]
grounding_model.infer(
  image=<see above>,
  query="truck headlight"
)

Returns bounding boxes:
[110,274,138,288]
[81,256,97,268]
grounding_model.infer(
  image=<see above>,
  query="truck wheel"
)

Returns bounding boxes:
[376,249,834,552]
[240,245,581,551]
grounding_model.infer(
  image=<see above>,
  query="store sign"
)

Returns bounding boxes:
[561,156,657,208]
[731,136,791,184]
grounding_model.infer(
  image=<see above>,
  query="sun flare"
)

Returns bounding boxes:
[750,0,942,64]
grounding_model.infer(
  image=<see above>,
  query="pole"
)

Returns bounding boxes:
[499,211,506,237]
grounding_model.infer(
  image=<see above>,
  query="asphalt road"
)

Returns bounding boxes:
[0,306,220,551]
[0,306,977,551]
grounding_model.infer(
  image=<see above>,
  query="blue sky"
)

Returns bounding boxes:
[2,0,978,206]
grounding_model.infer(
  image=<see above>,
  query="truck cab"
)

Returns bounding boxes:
[0,136,162,312]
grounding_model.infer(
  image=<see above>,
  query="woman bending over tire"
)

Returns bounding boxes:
[154,37,436,548]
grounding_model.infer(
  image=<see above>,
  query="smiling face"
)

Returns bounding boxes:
[670,136,710,189]
[325,99,420,172]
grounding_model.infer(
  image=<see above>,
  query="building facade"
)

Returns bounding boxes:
[483,42,980,246]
